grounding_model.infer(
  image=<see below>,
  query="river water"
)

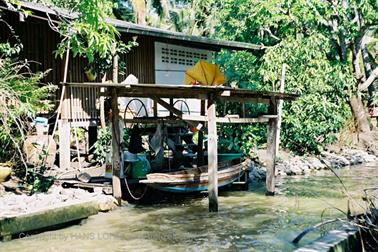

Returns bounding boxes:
[1,162,377,252]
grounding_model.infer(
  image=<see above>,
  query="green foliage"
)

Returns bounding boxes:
[218,124,266,155]
[25,149,55,194]
[0,54,55,162]
[0,3,56,193]
[93,127,111,164]
[56,0,137,66]
[212,0,362,154]
[93,126,130,164]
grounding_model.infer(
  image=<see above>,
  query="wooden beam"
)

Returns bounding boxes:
[266,98,278,196]
[111,44,122,205]
[216,117,269,123]
[65,83,299,102]
[181,115,271,124]
[123,117,186,125]
[207,95,218,212]
[152,97,203,129]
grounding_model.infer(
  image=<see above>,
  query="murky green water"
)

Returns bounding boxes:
[2,163,377,252]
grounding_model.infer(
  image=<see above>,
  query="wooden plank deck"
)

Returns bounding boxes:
[64,83,299,102]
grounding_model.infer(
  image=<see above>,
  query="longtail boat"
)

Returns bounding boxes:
[139,158,251,193]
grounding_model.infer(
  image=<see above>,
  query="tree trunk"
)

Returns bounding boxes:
[131,0,146,25]
[350,95,370,132]
[361,38,375,105]
[160,0,170,19]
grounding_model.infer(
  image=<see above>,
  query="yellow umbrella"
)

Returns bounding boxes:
[184,60,225,86]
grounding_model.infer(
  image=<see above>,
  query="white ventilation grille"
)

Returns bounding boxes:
[160,47,208,66]
[155,42,212,72]
[154,42,213,115]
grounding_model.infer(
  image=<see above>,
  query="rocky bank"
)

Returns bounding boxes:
[249,148,378,181]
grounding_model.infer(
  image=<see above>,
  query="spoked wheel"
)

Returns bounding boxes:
[123,98,148,127]
[173,99,191,115]
[122,98,149,202]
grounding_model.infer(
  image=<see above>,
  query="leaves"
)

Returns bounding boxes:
[212,0,364,154]
[56,0,137,67]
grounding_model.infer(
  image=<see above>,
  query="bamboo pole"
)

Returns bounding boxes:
[58,46,71,170]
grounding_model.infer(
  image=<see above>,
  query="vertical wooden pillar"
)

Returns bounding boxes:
[197,100,205,166]
[59,85,71,170]
[169,98,174,117]
[88,126,97,154]
[111,44,122,205]
[207,95,218,212]
[241,102,246,118]
[266,98,278,196]
[275,64,286,154]
[111,88,122,205]
[153,100,158,117]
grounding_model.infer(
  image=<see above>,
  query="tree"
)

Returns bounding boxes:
[212,0,377,153]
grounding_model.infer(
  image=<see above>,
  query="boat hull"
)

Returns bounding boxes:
[140,158,251,193]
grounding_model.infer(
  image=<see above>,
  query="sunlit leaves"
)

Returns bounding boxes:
[56,0,135,65]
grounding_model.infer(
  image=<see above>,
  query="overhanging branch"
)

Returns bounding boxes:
[358,67,378,91]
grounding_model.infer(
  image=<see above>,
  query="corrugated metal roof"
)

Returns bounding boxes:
[14,1,262,51]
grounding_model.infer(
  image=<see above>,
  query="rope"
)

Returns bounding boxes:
[123,177,147,201]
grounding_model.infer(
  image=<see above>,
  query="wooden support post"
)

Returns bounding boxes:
[275,64,286,155]
[153,100,158,117]
[197,100,205,166]
[266,98,278,196]
[207,96,218,212]
[241,102,246,118]
[88,126,97,154]
[59,86,70,170]
[111,43,122,205]
[169,98,174,117]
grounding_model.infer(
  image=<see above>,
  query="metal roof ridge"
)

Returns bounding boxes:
[16,0,263,51]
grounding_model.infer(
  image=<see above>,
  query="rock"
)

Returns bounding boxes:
[248,162,266,181]
[87,154,95,163]
[321,152,350,168]
[1,179,19,191]
[0,184,5,196]
[307,157,325,170]
[96,195,118,211]
[23,135,56,167]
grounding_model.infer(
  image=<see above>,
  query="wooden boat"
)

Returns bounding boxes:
[139,158,251,193]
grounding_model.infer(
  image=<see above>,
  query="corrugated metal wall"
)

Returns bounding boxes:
[0,11,155,87]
